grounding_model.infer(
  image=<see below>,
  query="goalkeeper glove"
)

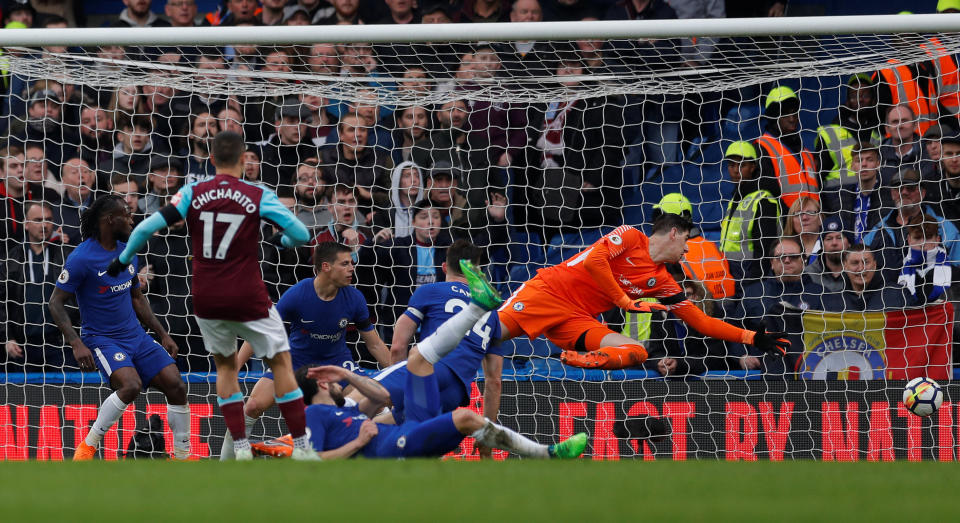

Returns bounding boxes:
[752,325,790,357]
[106,257,128,277]
[619,298,667,313]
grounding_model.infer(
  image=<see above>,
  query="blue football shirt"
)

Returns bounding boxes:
[55,238,142,339]
[403,281,505,392]
[305,403,399,458]
[276,278,374,370]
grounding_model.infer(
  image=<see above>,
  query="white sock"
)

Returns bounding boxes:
[167,404,191,460]
[471,419,549,458]
[233,437,251,454]
[220,415,257,461]
[85,392,129,447]
[293,434,312,450]
[417,303,487,364]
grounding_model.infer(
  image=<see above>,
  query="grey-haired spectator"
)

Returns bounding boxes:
[113,0,172,27]
[140,155,184,215]
[899,213,951,305]
[3,201,77,372]
[165,0,200,27]
[259,97,320,196]
[804,216,851,293]
[55,157,95,246]
[182,111,219,184]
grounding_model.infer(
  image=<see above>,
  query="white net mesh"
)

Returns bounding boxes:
[1,24,959,460]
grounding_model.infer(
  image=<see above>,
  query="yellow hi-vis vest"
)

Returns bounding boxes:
[815,124,858,189]
[719,190,780,261]
[620,298,659,342]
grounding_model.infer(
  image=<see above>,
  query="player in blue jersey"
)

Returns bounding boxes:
[294,264,586,459]
[220,241,390,459]
[108,132,317,460]
[48,195,191,461]
[368,240,505,426]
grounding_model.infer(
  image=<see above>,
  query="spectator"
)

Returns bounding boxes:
[319,113,392,218]
[755,86,819,210]
[103,115,155,191]
[371,161,425,240]
[542,0,597,21]
[259,98,320,196]
[644,278,734,377]
[114,0,171,27]
[459,47,526,169]
[1,146,32,257]
[107,85,139,122]
[314,0,363,24]
[23,142,63,198]
[926,131,960,222]
[920,123,947,179]
[873,58,935,137]
[899,213,951,305]
[165,0,199,27]
[140,156,183,215]
[879,103,923,185]
[804,216,851,293]
[306,43,340,76]
[391,105,431,165]
[77,104,115,177]
[492,0,562,78]
[300,93,336,148]
[830,73,882,147]
[822,244,908,312]
[820,142,887,242]
[203,0,259,25]
[182,111,219,184]
[293,158,332,230]
[422,162,467,229]
[56,157,95,246]
[110,174,143,226]
[3,202,76,372]
[13,89,79,173]
[356,199,451,332]
[420,2,457,23]
[460,0,511,22]
[311,184,371,256]
[732,237,824,375]
[718,141,782,284]
[345,91,393,152]
[3,0,35,27]
[378,0,416,23]
[259,0,287,25]
[782,196,823,265]
[863,168,960,274]
[242,147,262,183]
[282,5,312,25]
[216,106,244,137]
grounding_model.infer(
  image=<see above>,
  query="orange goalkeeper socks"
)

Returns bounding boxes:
[560,344,648,370]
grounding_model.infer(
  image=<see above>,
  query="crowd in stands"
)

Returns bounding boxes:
[0,0,957,379]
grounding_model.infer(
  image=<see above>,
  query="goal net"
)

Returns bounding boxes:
[1,16,959,460]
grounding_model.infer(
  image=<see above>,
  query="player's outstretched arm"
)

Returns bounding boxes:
[130,286,178,357]
[390,314,418,364]
[671,302,789,356]
[109,205,183,275]
[259,189,310,248]
[49,288,94,371]
[359,328,391,368]
[307,365,391,417]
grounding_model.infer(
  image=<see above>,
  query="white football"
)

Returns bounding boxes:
[903,377,943,417]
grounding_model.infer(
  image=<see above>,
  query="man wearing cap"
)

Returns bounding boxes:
[863,168,960,275]
[820,142,889,242]
[719,140,782,284]
[804,216,850,293]
[260,98,321,197]
[13,89,79,172]
[926,131,960,222]
[755,86,819,210]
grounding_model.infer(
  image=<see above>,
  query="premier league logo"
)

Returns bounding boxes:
[57,269,69,284]
[338,318,348,329]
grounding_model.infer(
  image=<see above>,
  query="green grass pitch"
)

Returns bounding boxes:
[0,460,953,522]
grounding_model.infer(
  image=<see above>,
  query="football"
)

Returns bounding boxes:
[902,377,944,417]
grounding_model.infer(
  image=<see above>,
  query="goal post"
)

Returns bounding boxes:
[0,15,958,460]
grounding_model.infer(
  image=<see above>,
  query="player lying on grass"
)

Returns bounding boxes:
[220,241,390,460]
[356,240,505,426]
[254,262,587,459]
[107,131,317,460]
[455,212,790,370]
[49,195,191,460]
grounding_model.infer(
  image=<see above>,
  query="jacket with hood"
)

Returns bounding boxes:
[371,161,424,238]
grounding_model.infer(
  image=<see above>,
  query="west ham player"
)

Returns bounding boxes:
[296,266,586,459]
[221,241,390,459]
[109,131,317,460]
[49,195,191,460]
[434,213,790,371]
[368,240,505,425]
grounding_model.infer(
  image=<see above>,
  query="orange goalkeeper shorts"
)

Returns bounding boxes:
[498,279,614,351]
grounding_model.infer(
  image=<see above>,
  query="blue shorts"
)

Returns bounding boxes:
[368,412,464,458]
[84,331,175,389]
[374,363,467,424]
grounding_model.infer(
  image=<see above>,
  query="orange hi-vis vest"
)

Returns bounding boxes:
[920,37,960,117]
[873,60,937,135]
[755,133,819,208]
[681,236,735,299]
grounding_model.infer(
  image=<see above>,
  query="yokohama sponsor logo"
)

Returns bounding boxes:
[191,187,257,213]
[98,280,133,294]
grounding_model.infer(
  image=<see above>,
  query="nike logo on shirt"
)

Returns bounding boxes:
[97,270,108,276]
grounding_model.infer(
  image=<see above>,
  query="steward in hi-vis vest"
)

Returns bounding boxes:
[755,86,819,210]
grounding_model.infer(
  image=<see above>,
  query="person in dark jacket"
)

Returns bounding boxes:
[821,244,909,312]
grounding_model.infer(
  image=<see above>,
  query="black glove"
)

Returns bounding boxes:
[752,325,790,356]
[106,257,128,277]
[265,232,285,248]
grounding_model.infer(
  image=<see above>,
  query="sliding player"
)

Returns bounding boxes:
[107,131,317,460]
[49,195,191,460]
[297,266,586,459]
[220,241,390,459]
[456,213,790,370]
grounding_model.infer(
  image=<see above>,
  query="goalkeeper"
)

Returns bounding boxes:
[454,213,790,369]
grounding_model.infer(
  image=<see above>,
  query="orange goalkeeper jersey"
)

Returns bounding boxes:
[535,225,684,317]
